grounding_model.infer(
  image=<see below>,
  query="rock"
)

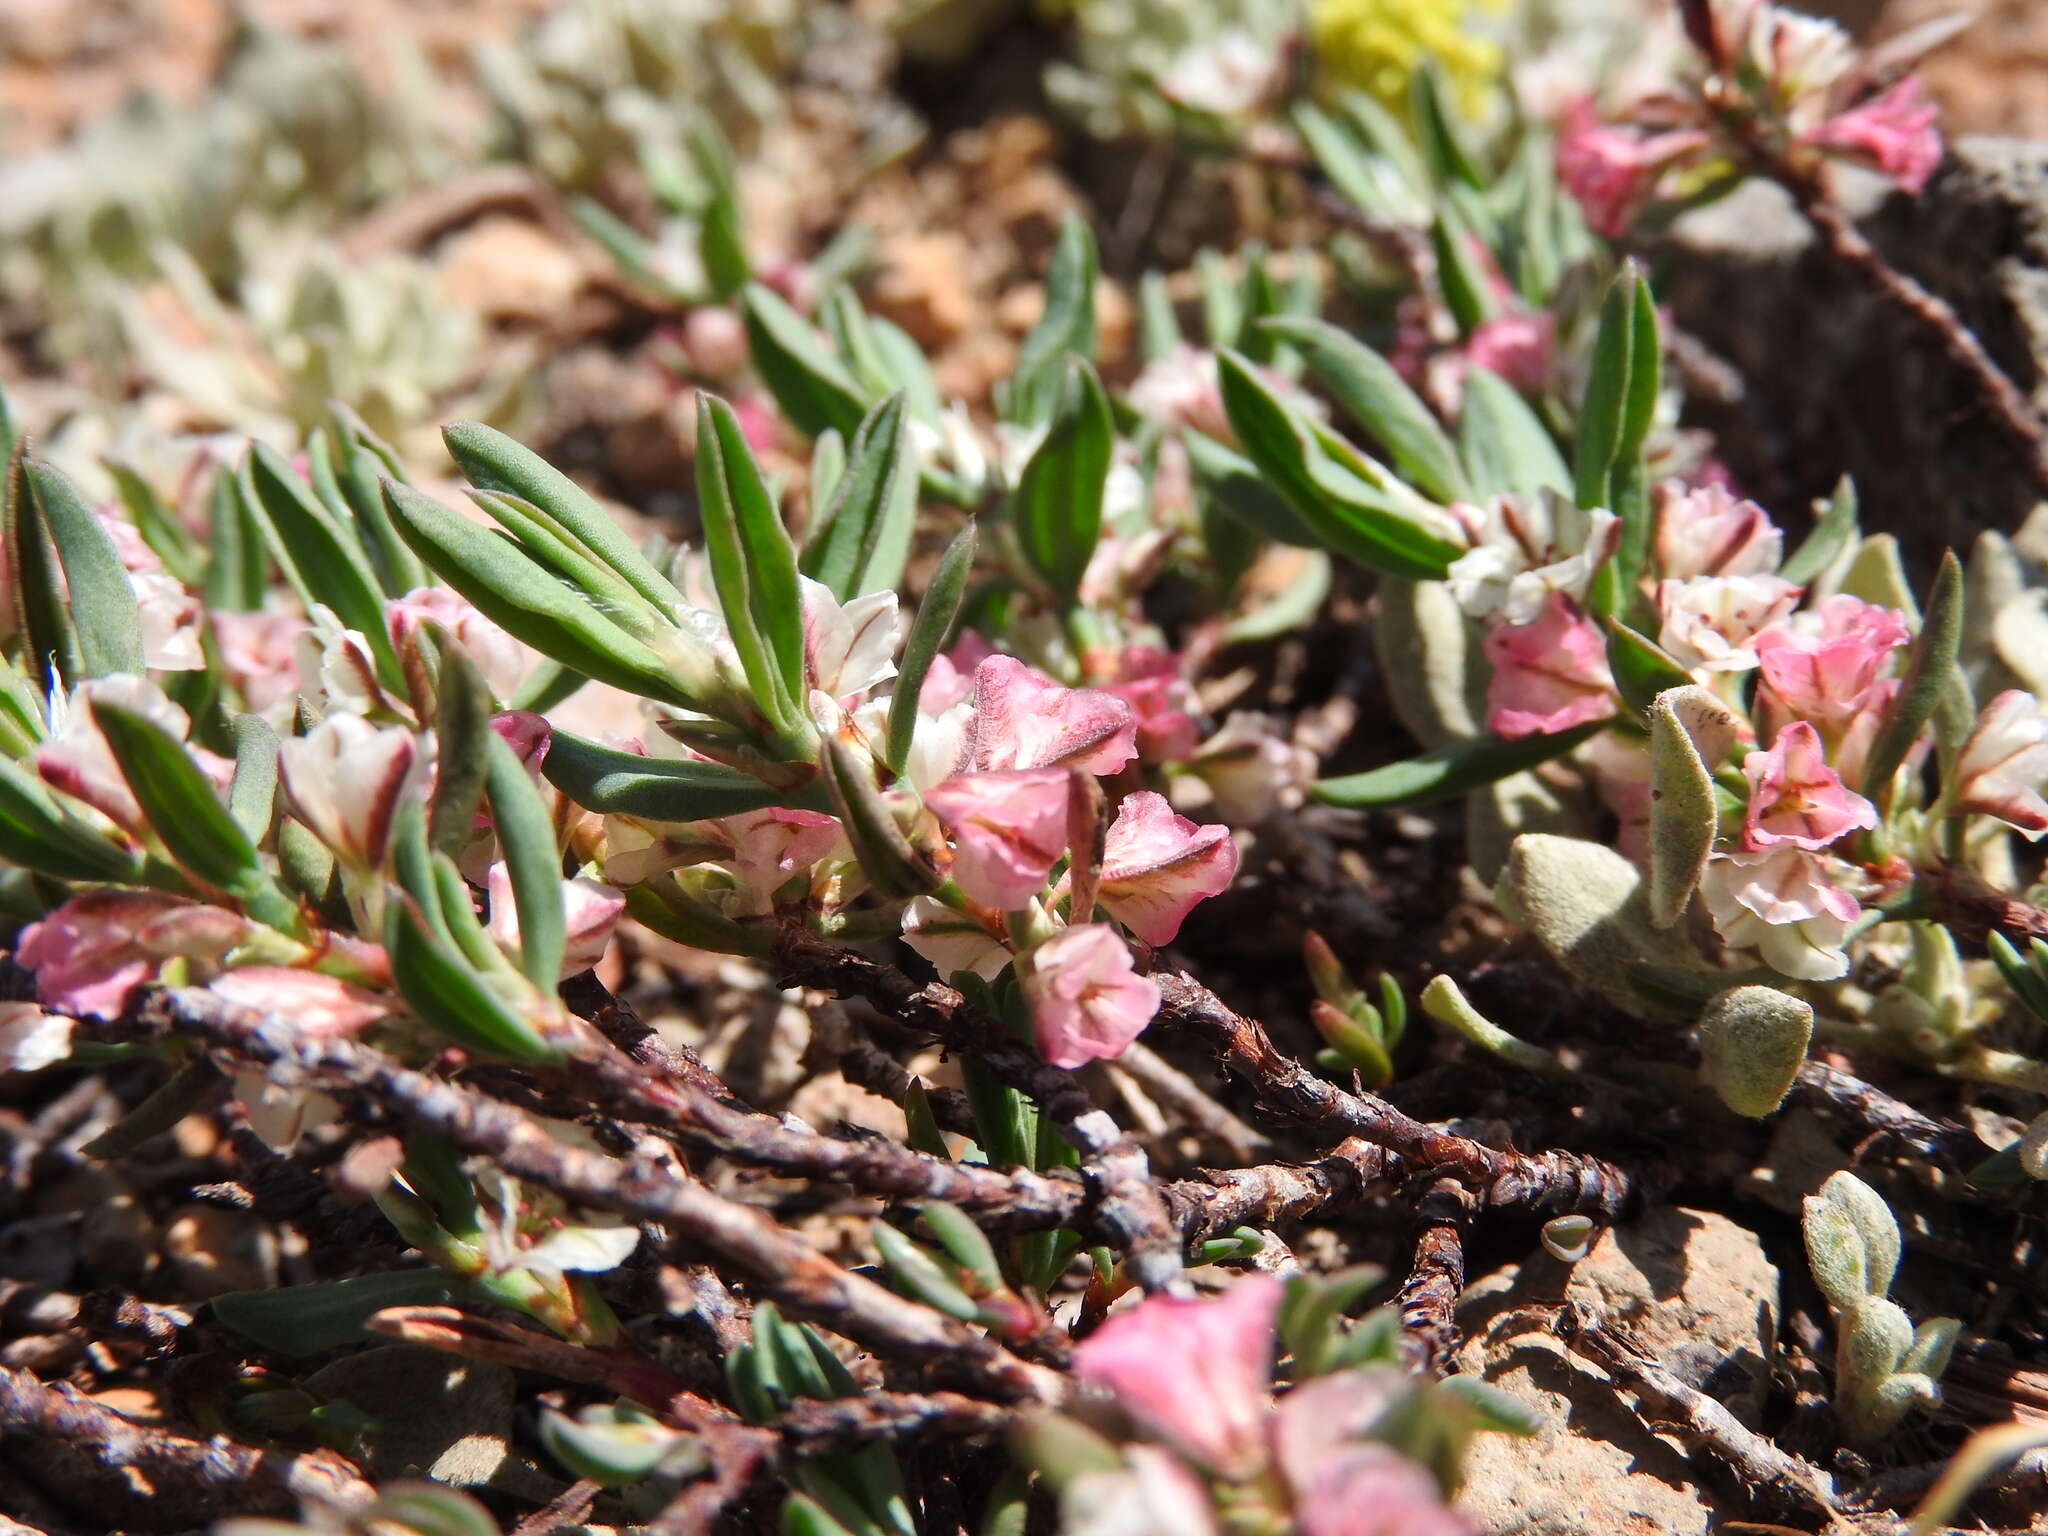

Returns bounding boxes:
[306,1344,552,1496]
[437,215,585,323]
[1453,1206,1780,1536]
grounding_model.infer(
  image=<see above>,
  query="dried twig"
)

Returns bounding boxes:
[776,1390,1016,1450]
[1791,1059,1988,1161]
[1555,1304,1835,1521]
[1153,972,1637,1219]
[1397,1177,1474,1375]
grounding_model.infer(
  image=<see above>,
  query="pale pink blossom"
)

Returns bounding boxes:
[1445,491,1619,626]
[206,969,392,1035]
[37,675,230,837]
[293,606,386,715]
[17,890,247,1018]
[1754,595,1910,733]
[1063,1448,1221,1536]
[1582,729,1654,865]
[802,580,900,707]
[959,655,1137,777]
[1094,792,1237,944]
[1700,846,1861,980]
[1155,28,1286,117]
[1127,345,1230,441]
[1022,924,1161,1069]
[1296,1444,1472,1536]
[1186,712,1314,824]
[900,895,1012,981]
[1808,77,1943,192]
[485,865,627,976]
[0,1004,73,1072]
[681,305,749,378]
[1461,312,1553,396]
[213,608,309,717]
[278,714,422,872]
[916,633,993,716]
[721,807,845,912]
[1095,646,1200,762]
[1951,690,2048,837]
[1556,98,1711,238]
[1073,1272,1280,1477]
[131,572,205,671]
[1742,721,1876,851]
[1655,574,1802,672]
[1652,482,1784,579]
[925,768,1070,910]
[388,587,532,703]
[1483,594,1617,739]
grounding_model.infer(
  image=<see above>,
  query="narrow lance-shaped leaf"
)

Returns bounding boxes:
[741,282,869,441]
[1574,264,1639,514]
[6,452,77,690]
[383,481,697,709]
[0,758,139,881]
[802,391,918,601]
[886,522,975,775]
[226,714,280,844]
[1183,432,1317,548]
[1137,270,1180,361]
[443,420,682,612]
[1605,618,1694,717]
[22,457,144,680]
[1410,60,1484,188]
[484,731,565,989]
[90,700,296,931]
[1007,214,1099,426]
[1460,366,1571,498]
[1314,717,1612,809]
[1261,314,1470,503]
[1013,359,1112,608]
[383,891,561,1066]
[204,462,268,613]
[104,460,202,586]
[1862,550,1962,802]
[542,729,800,820]
[696,394,808,734]
[213,1271,466,1356]
[1780,475,1860,586]
[1604,268,1662,613]
[429,639,495,853]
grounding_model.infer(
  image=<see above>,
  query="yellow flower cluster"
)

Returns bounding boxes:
[1309,0,1504,113]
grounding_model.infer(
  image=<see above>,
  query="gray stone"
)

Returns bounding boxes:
[1452,1207,1780,1536]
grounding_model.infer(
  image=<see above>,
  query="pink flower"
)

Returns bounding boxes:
[1094,792,1238,944]
[1296,1445,1473,1536]
[959,656,1137,777]
[213,608,309,717]
[1187,712,1314,825]
[1482,593,1616,739]
[1651,483,1783,579]
[1700,847,1861,981]
[1096,646,1200,763]
[277,714,422,872]
[1808,77,1943,194]
[681,305,749,378]
[1742,721,1876,851]
[900,895,1012,981]
[926,768,1070,910]
[1462,312,1553,395]
[1072,1272,1281,1476]
[722,807,845,912]
[18,890,247,1019]
[388,587,532,704]
[1022,924,1161,1069]
[490,710,553,770]
[1127,345,1230,441]
[1446,491,1618,626]
[1556,98,1710,238]
[1951,690,2048,837]
[485,865,627,976]
[1655,574,1803,672]
[36,676,230,837]
[206,970,391,1036]
[1754,595,1910,734]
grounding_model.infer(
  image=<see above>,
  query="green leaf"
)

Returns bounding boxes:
[1217,351,1460,580]
[484,732,564,988]
[443,421,682,612]
[383,892,560,1064]
[1137,270,1180,361]
[1646,687,1728,928]
[383,481,696,708]
[1429,211,1494,335]
[1313,717,1610,809]
[203,462,268,613]
[1780,475,1859,586]
[1262,315,1469,503]
[870,1221,978,1321]
[429,640,496,853]
[22,457,144,680]
[7,454,76,691]
[1862,550,1962,800]
[1698,984,1813,1118]
[104,460,203,586]
[542,729,791,820]
[212,1271,464,1356]
[742,282,869,441]
[369,1485,503,1536]
[1459,367,1572,497]
[0,757,139,881]
[1013,359,1112,607]
[227,714,281,844]
[241,443,399,688]
[1604,618,1694,717]
[1183,432,1317,548]
[703,187,750,299]
[696,394,808,730]
[887,523,975,775]
[90,699,290,924]
[783,1493,862,1536]
[1410,61,1484,189]
[1574,264,1638,512]
[802,392,918,601]
[334,419,428,597]
[1007,214,1099,426]
[817,730,940,900]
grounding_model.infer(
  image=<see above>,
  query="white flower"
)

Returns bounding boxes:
[1128,346,1228,439]
[131,572,205,671]
[293,603,385,715]
[278,714,423,871]
[802,579,901,706]
[900,895,1011,981]
[0,1005,72,1073]
[485,863,627,977]
[1655,574,1802,673]
[1700,846,1860,980]
[1445,491,1619,625]
[1952,690,2048,837]
[1155,28,1285,117]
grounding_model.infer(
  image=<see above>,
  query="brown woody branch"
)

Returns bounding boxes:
[1397,1177,1474,1376]
[1153,972,1637,1220]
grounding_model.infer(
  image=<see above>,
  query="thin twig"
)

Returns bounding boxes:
[1790,1059,1988,1161]
[776,1390,1016,1450]
[1397,1177,1473,1375]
